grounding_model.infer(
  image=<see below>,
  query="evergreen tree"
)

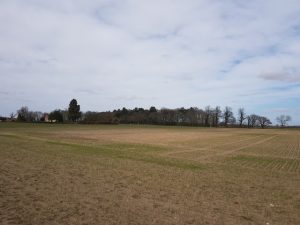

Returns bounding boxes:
[68,99,81,122]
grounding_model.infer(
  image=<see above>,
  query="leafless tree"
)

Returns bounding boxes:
[257,116,272,128]
[212,106,222,127]
[204,106,211,127]
[237,108,246,127]
[248,114,259,127]
[10,112,16,119]
[17,106,29,121]
[223,106,235,127]
[276,115,292,127]
[247,115,251,127]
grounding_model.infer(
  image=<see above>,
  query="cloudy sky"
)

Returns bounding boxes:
[1,0,300,124]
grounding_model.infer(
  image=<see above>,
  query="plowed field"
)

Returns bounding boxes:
[1,123,299,225]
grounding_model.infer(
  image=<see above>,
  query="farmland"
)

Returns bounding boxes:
[0,123,300,225]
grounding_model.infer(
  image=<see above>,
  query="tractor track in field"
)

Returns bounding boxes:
[209,135,278,157]
[161,135,263,156]
[162,135,277,159]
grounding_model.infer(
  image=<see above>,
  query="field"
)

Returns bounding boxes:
[1,123,300,225]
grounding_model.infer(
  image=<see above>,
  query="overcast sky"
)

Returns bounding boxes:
[1,0,300,124]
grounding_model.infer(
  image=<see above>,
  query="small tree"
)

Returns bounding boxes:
[276,115,291,127]
[149,106,157,113]
[223,106,235,127]
[10,112,16,120]
[68,99,81,122]
[204,106,211,127]
[258,116,272,128]
[17,106,29,122]
[213,106,222,127]
[237,108,246,127]
[248,114,259,127]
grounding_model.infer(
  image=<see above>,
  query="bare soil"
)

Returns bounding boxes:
[0,124,299,225]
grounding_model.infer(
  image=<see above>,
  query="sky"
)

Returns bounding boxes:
[1,0,300,125]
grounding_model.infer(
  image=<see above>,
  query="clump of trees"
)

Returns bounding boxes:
[15,99,80,123]
[17,106,43,122]
[48,110,64,123]
[13,99,293,128]
[81,105,275,129]
[83,111,117,124]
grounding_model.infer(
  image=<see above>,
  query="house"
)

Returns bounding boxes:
[42,113,49,122]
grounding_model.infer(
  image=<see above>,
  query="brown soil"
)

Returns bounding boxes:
[0,124,299,225]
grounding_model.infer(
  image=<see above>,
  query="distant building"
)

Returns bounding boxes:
[42,113,49,122]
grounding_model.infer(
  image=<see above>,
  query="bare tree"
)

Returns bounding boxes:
[17,106,30,121]
[32,111,43,122]
[204,106,211,127]
[223,106,235,127]
[247,115,251,127]
[258,116,272,128]
[248,114,259,127]
[212,106,222,127]
[10,112,16,119]
[237,108,246,127]
[276,115,292,127]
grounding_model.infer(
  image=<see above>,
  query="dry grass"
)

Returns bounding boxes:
[0,123,300,225]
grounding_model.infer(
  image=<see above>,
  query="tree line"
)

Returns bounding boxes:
[15,99,81,123]
[10,99,292,128]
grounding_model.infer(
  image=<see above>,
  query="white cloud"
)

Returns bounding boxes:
[0,0,300,124]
